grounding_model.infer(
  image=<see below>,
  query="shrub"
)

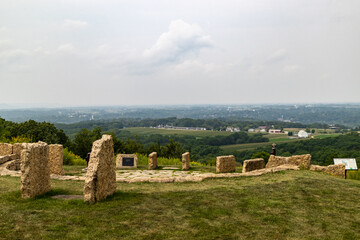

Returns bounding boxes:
[347,170,360,180]
[63,148,86,166]
[137,153,181,166]
[189,161,204,166]
[9,136,33,144]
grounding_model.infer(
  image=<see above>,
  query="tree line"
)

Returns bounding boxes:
[237,132,360,167]
[55,117,341,138]
[2,117,358,167]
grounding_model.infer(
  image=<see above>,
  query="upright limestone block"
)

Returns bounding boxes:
[148,152,157,170]
[216,155,236,173]
[84,135,116,203]
[266,154,311,169]
[243,158,265,173]
[0,143,13,156]
[13,143,24,158]
[182,152,190,170]
[49,144,65,175]
[21,142,51,198]
[116,154,138,169]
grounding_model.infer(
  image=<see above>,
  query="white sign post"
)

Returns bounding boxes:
[333,158,358,179]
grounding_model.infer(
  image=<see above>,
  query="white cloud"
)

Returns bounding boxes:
[63,19,88,28]
[143,19,213,64]
[0,26,7,32]
[267,49,288,62]
[284,64,301,72]
[56,44,75,53]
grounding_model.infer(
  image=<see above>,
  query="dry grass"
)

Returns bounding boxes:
[1,171,360,239]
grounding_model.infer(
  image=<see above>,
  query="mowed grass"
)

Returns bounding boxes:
[1,171,360,239]
[220,138,303,151]
[124,127,233,137]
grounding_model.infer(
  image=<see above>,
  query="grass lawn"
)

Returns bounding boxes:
[221,133,341,152]
[1,171,360,239]
[313,134,341,139]
[220,138,303,151]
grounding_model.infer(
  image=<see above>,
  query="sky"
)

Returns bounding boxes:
[0,0,359,107]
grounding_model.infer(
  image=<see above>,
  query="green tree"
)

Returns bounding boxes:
[71,127,103,158]
[161,139,184,159]
[251,151,270,162]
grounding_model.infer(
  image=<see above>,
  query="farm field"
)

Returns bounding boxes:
[1,170,360,239]
[220,133,341,152]
[123,127,233,137]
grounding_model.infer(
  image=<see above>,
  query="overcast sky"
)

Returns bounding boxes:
[1,0,359,107]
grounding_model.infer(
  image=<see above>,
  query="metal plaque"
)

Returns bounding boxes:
[122,157,135,167]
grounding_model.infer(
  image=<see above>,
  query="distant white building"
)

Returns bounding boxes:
[226,127,240,132]
[248,128,255,132]
[298,130,309,138]
[269,129,282,134]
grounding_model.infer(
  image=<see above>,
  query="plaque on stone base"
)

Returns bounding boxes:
[116,154,138,169]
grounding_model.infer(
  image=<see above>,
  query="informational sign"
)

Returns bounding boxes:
[333,158,358,170]
[122,157,135,167]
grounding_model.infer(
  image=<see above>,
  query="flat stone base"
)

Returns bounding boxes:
[51,195,83,200]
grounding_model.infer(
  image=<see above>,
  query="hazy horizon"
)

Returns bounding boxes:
[1,1,359,106]
[1,102,360,110]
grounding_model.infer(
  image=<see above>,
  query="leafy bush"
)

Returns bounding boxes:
[251,151,270,162]
[137,153,181,165]
[9,136,33,144]
[63,148,86,166]
[347,170,360,180]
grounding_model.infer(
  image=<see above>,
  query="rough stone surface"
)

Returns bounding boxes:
[148,152,157,170]
[182,152,190,170]
[0,154,17,165]
[243,158,265,173]
[0,143,13,156]
[116,154,138,169]
[48,144,64,175]
[0,155,10,165]
[6,159,21,171]
[266,154,311,169]
[84,135,116,203]
[216,155,236,173]
[310,164,346,178]
[13,143,24,158]
[21,142,51,198]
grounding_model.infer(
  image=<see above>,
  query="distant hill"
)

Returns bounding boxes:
[0,104,360,127]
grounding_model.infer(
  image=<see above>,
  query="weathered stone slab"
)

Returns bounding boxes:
[0,153,18,165]
[49,144,64,175]
[266,154,311,169]
[6,159,21,171]
[148,152,157,170]
[216,155,236,173]
[182,152,190,170]
[21,142,51,198]
[0,143,12,156]
[13,143,24,158]
[0,155,10,165]
[310,164,346,178]
[116,154,137,169]
[84,135,116,203]
[243,158,265,173]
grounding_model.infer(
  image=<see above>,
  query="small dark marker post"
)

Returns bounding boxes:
[271,143,277,156]
[85,152,91,167]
